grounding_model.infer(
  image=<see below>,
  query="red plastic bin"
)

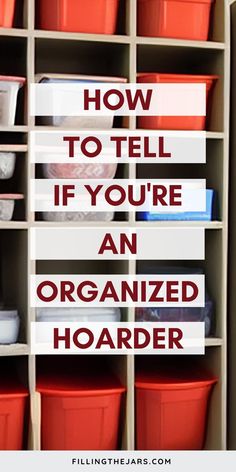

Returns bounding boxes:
[0,380,28,450]
[0,0,15,28]
[37,0,120,34]
[137,0,214,41]
[135,368,217,450]
[137,73,218,130]
[37,370,126,450]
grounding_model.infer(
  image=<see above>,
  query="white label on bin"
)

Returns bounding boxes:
[30,83,206,116]
[30,321,205,354]
[30,274,205,307]
[30,227,204,260]
[30,179,206,212]
[30,130,206,164]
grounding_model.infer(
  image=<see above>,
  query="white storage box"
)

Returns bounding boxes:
[0,194,24,221]
[42,211,115,222]
[36,307,121,322]
[36,308,121,344]
[0,76,26,126]
[0,152,16,179]
[35,73,127,128]
[0,310,20,344]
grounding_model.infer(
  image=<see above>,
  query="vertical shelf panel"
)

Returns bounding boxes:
[228,0,236,451]
[0,0,229,452]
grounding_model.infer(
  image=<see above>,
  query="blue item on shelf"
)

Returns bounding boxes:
[137,189,216,221]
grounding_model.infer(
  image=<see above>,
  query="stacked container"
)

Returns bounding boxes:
[0,309,20,344]
[36,73,126,222]
[0,149,24,221]
[0,76,25,221]
[36,308,121,343]
[0,76,25,126]
[135,266,214,336]
[136,365,217,450]
[0,377,28,450]
[35,73,127,129]
[137,0,215,41]
[0,152,16,179]
[36,307,121,322]
[0,0,16,28]
[37,360,125,450]
[136,23,219,455]
[37,0,120,35]
[137,189,216,221]
[0,194,24,221]
[137,73,218,131]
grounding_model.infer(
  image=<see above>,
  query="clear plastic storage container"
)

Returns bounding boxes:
[36,307,121,322]
[136,293,213,336]
[0,309,20,344]
[0,194,24,221]
[42,211,115,222]
[0,152,16,179]
[43,162,118,180]
[42,160,118,222]
[35,73,127,128]
[0,76,26,126]
[136,266,214,336]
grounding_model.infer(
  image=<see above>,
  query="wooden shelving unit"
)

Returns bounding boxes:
[0,0,231,451]
[228,0,236,451]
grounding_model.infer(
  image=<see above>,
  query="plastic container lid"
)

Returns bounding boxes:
[37,355,126,396]
[137,73,219,82]
[36,307,121,321]
[0,152,16,157]
[0,194,24,200]
[0,310,19,320]
[37,370,126,397]
[135,368,218,391]
[0,76,26,85]
[35,73,127,83]
[139,0,214,3]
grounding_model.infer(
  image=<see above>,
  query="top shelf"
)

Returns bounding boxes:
[34,30,131,44]
[135,36,225,50]
[0,28,225,50]
[0,27,28,37]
